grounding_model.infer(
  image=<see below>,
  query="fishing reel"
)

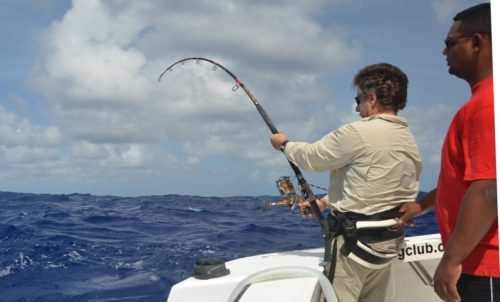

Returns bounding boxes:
[261,176,306,213]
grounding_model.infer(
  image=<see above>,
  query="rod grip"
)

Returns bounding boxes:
[255,104,279,134]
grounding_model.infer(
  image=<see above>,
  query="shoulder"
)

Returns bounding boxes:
[462,84,493,122]
[335,120,360,133]
[468,76,494,111]
[323,122,363,147]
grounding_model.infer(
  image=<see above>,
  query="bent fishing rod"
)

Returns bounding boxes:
[158,57,329,237]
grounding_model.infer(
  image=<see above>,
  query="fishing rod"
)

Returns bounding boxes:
[158,57,329,237]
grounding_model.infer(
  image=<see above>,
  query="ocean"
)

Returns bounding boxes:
[0,191,437,301]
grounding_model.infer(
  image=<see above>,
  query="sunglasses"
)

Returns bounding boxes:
[443,34,475,49]
[443,32,491,49]
[355,95,363,105]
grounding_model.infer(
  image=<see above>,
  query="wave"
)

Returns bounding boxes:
[0,191,437,301]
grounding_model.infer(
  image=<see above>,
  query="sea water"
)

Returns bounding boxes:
[0,191,437,301]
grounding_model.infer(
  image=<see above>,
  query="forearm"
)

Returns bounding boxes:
[284,142,329,172]
[441,180,497,264]
[270,134,327,172]
[418,188,437,212]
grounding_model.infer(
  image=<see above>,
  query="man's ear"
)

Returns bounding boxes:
[472,33,491,52]
[472,33,481,50]
[368,91,377,104]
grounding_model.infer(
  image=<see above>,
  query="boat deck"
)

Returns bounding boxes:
[167,233,443,302]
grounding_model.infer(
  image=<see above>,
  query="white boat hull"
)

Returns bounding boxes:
[167,233,443,302]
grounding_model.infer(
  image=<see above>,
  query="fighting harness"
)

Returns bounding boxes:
[323,206,403,282]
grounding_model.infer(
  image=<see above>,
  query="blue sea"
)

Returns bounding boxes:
[0,191,437,302]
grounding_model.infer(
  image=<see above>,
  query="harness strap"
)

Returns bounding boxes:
[323,206,403,282]
[343,206,402,221]
[325,238,338,283]
[342,240,399,269]
[356,218,400,229]
[322,210,344,284]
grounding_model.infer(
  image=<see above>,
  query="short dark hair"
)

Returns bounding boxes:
[454,3,491,34]
[352,63,408,111]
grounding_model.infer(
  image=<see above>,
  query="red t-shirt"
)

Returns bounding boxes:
[435,76,499,277]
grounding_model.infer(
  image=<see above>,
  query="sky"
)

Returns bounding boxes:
[0,0,494,197]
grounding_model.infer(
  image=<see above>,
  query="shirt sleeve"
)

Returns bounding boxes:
[463,104,496,181]
[284,123,364,172]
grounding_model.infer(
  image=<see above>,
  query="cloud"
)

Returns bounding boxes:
[404,104,455,161]
[6,0,473,195]
[0,105,67,185]
[27,0,361,181]
[0,105,63,147]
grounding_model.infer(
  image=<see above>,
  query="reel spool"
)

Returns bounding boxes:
[262,176,325,214]
[262,176,301,212]
[276,176,296,201]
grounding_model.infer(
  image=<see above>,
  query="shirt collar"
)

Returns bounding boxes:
[363,114,408,126]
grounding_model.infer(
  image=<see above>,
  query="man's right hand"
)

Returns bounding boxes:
[301,196,328,217]
[397,202,424,227]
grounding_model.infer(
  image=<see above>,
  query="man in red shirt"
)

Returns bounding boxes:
[399,3,498,302]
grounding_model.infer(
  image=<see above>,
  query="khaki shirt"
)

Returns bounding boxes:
[284,114,421,215]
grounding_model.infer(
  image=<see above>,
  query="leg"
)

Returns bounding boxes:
[332,236,366,302]
[358,236,403,302]
[358,264,392,302]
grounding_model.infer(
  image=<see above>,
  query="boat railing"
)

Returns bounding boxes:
[228,266,338,302]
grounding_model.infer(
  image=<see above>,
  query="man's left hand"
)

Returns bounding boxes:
[433,257,462,302]
[270,132,288,150]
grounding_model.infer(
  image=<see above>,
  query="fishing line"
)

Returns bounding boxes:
[159,57,329,237]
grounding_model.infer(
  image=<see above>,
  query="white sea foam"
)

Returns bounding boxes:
[0,266,12,277]
[114,260,145,270]
[67,250,85,261]
[16,252,35,269]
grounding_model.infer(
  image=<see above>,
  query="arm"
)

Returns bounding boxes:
[433,179,497,302]
[398,188,437,226]
[270,125,362,172]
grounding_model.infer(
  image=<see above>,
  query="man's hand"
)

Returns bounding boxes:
[301,196,328,217]
[433,257,462,302]
[396,189,437,228]
[270,132,288,150]
[397,202,423,227]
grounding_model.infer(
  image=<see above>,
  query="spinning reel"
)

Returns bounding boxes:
[261,176,306,213]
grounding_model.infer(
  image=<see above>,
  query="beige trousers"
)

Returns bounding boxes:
[323,235,403,302]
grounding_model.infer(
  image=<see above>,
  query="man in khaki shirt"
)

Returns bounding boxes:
[270,63,421,302]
